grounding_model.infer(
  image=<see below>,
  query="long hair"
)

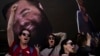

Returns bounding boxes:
[45,34,60,48]
[59,38,69,56]
[59,38,75,56]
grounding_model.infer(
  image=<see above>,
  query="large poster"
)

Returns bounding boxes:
[0,0,99,56]
[4,0,52,45]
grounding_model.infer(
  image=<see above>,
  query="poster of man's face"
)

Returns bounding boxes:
[4,0,52,47]
[7,0,42,35]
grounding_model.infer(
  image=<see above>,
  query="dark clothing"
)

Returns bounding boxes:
[77,46,91,56]
[95,45,100,56]
[77,10,96,33]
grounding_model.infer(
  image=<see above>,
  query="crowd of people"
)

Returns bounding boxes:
[2,0,100,56]
[39,32,100,56]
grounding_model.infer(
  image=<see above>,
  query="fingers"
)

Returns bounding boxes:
[34,44,40,54]
[11,4,18,11]
[87,33,92,40]
[87,33,91,37]
[34,44,39,47]
[34,44,40,49]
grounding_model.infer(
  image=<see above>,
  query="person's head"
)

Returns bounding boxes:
[77,0,84,6]
[48,34,56,47]
[77,0,86,14]
[46,34,60,48]
[18,28,31,44]
[60,38,75,55]
[77,33,87,47]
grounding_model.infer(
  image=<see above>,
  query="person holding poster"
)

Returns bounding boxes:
[3,0,52,47]
[7,4,39,56]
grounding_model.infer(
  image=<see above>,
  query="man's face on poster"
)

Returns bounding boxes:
[7,1,42,35]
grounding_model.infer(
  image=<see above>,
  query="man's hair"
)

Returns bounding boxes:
[2,0,40,20]
[77,33,87,46]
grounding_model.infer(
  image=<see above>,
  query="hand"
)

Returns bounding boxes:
[81,32,85,35]
[34,44,40,54]
[86,33,91,46]
[9,4,18,24]
[11,4,18,12]
[87,33,91,40]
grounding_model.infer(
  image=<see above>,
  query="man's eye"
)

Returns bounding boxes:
[22,13,28,17]
[21,10,30,17]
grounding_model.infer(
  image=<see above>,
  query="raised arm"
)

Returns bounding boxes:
[53,32,67,45]
[7,4,17,47]
[86,33,91,47]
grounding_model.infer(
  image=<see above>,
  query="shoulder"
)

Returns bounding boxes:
[9,41,18,55]
[9,41,17,48]
[41,48,47,52]
[41,48,52,53]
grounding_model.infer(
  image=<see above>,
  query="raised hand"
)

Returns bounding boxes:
[34,44,40,55]
[86,33,91,46]
[9,4,18,25]
[11,4,18,13]
[7,4,18,47]
[87,33,91,40]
